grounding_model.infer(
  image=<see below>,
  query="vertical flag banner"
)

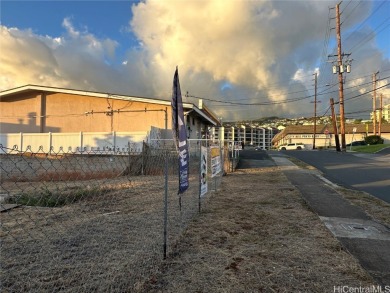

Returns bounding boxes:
[200,146,208,197]
[171,67,189,194]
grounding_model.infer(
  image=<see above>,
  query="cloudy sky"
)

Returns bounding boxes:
[1,0,389,121]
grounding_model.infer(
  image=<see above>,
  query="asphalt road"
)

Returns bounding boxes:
[274,149,390,203]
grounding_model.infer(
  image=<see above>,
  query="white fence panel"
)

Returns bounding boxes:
[0,133,22,153]
[83,132,113,151]
[118,132,146,152]
[22,133,50,152]
[0,132,148,154]
[51,132,81,152]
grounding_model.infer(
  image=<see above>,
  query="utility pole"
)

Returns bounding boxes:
[330,98,341,152]
[312,72,318,150]
[329,3,351,151]
[336,2,346,151]
[372,71,379,135]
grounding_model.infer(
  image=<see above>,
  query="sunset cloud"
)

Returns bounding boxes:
[0,0,388,120]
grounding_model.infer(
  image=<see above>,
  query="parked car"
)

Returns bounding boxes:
[278,143,306,151]
[346,140,367,147]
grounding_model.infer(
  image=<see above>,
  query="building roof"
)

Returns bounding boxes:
[199,103,221,126]
[272,123,390,143]
[344,124,390,133]
[0,84,217,126]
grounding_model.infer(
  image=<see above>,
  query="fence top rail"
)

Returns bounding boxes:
[149,138,235,142]
[0,131,148,135]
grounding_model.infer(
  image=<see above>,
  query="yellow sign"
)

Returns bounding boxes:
[211,147,220,157]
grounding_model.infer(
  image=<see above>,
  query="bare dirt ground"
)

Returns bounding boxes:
[142,167,376,293]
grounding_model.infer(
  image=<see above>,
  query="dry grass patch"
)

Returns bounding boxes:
[287,156,316,170]
[336,187,390,227]
[1,174,201,292]
[143,167,373,293]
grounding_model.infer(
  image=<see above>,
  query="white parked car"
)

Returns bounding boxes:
[278,143,306,151]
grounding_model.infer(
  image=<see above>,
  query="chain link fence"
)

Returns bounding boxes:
[0,139,236,292]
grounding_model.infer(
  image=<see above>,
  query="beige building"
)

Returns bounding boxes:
[0,85,219,151]
[272,124,390,149]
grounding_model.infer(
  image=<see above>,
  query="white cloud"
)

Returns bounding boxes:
[1,0,389,121]
[0,20,122,92]
[293,68,320,86]
[0,26,63,89]
[62,17,83,39]
[377,79,390,98]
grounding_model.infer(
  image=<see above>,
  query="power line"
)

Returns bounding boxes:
[344,0,387,40]
[341,82,389,103]
[344,108,373,115]
[186,75,389,107]
[341,0,363,26]
[348,20,390,52]
[319,105,331,119]
[320,1,388,89]
[318,8,334,81]
[340,0,354,15]
[187,73,390,107]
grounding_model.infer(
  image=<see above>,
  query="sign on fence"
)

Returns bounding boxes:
[210,146,221,178]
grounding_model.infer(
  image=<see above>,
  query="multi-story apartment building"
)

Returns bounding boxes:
[213,125,278,150]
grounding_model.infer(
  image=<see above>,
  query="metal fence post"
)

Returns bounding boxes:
[163,149,168,259]
[128,141,131,174]
[48,132,52,155]
[20,132,23,152]
[141,141,145,175]
[198,140,202,213]
[113,131,116,152]
[80,132,83,153]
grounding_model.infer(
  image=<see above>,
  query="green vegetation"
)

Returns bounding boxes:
[6,186,107,207]
[350,144,389,153]
[364,135,384,145]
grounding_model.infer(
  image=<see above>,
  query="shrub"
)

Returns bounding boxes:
[364,135,384,145]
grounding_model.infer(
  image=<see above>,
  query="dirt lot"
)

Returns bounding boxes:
[142,167,376,292]
[2,157,388,292]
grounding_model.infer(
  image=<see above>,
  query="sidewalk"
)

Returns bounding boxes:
[270,153,390,286]
[142,154,386,292]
